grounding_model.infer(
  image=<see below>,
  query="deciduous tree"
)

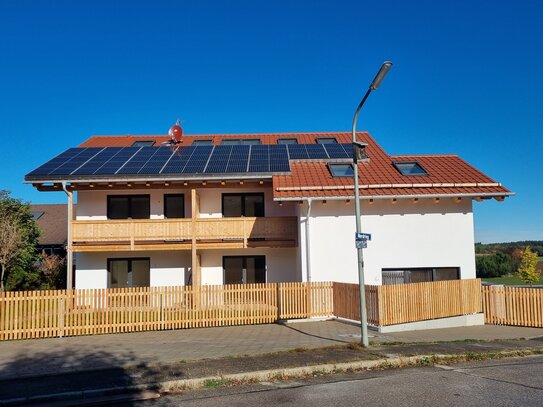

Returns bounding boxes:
[517,246,540,286]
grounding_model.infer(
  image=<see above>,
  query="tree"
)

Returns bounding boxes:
[0,191,40,291]
[36,253,66,289]
[517,246,540,286]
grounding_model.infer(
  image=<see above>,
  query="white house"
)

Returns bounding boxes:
[25,127,512,289]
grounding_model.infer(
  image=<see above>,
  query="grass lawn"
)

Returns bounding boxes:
[483,275,543,285]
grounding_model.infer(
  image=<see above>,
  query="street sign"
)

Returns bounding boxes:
[356,240,367,249]
[355,232,372,241]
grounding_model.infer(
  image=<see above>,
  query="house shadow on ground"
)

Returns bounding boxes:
[0,347,162,405]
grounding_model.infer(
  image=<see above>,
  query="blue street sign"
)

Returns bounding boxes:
[355,232,372,241]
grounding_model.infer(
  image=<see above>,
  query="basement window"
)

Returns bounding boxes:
[393,161,428,176]
[329,163,354,177]
[382,267,459,285]
[131,140,155,147]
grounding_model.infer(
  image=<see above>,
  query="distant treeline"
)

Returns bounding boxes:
[474,241,542,278]
[475,241,543,257]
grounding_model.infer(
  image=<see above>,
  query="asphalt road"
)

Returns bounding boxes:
[135,355,543,407]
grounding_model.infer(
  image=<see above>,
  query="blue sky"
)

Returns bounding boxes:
[0,0,541,243]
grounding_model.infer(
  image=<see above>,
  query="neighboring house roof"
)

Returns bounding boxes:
[26,131,512,201]
[31,204,67,246]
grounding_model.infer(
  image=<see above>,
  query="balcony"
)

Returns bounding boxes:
[71,217,298,252]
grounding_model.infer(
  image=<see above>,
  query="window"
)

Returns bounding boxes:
[223,256,266,284]
[131,140,155,147]
[192,139,213,146]
[221,139,261,145]
[329,163,354,177]
[382,267,460,285]
[222,193,264,217]
[32,211,45,220]
[107,195,150,219]
[277,138,298,145]
[164,194,185,218]
[393,161,428,176]
[316,138,337,144]
[108,258,150,288]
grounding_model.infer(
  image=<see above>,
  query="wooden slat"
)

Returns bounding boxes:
[482,285,543,328]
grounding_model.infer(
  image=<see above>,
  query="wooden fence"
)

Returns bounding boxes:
[482,285,543,328]
[0,279,491,341]
[0,282,333,341]
[334,279,482,326]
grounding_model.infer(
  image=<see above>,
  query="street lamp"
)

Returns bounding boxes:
[352,61,392,347]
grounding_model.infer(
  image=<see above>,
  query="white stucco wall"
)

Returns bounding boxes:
[199,248,300,285]
[197,186,296,218]
[76,189,190,220]
[75,251,190,289]
[301,198,476,285]
[76,186,295,219]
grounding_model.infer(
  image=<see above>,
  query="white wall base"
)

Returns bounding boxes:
[377,313,485,333]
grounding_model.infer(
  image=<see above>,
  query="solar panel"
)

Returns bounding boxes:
[161,146,193,174]
[204,145,232,173]
[116,147,157,174]
[49,148,104,176]
[248,145,269,172]
[26,142,354,180]
[226,145,250,173]
[269,144,290,172]
[324,143,351,159]
[181,145,213,174]
[26,148,83,177]
[305,144,329,159]
[287,144,308,160]
[139,147,175,174]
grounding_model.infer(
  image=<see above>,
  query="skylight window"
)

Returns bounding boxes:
[329,163,354,177]
[393,161,428,176]
[131,140,155,147]
[277,138,298,145]
[221,139,261,145]
[192,139,213,146]
[316,138,338,144]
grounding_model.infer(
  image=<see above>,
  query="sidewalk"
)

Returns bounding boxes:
[0,321,542,404]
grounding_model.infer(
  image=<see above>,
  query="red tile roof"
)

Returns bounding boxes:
[78,131,511,200]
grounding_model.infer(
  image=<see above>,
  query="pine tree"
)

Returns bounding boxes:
[517,246,540,286]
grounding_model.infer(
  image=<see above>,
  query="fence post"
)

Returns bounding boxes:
[276,283,281,321]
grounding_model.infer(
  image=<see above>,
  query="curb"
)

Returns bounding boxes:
[2,350,542,405]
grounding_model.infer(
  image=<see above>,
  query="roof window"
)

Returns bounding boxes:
[131,140,155,147]
[393,161,428,176]
[192,139,213,146]
[316,138,337,144]
[329,163,354,177]
[277,138,298,145]
[221,139,261,145]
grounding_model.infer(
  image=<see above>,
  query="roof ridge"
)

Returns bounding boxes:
[391,154,459,158]
[88,131,369,138]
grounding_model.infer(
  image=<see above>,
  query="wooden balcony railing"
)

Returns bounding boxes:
[71,217,298,250]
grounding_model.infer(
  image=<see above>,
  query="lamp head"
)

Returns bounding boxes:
[370,61,393,90]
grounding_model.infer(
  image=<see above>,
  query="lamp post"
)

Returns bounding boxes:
[352,61,392,347]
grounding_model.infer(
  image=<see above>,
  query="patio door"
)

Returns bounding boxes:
[223,256,266,284]
[108,258,150,288]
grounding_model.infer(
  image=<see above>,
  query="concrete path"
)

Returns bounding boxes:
[0,321,542,380]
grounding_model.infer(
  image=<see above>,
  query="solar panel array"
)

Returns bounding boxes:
[26,143,353,180]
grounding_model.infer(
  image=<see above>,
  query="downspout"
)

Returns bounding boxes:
[61,182,73,290]
[305,198,312,282]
